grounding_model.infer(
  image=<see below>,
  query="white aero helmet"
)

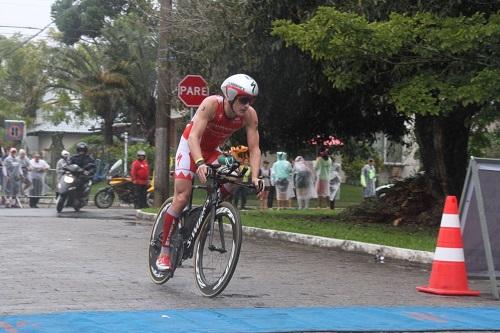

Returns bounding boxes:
[221,74,258,102]
[61,150,70,157]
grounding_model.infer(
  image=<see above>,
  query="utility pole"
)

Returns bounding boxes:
[154,0,173,206]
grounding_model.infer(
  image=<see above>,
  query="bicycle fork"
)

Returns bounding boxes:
[207,194,227,254]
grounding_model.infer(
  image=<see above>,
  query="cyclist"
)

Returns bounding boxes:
[156,74,263,271]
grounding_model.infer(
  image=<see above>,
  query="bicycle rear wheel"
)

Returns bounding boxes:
[194,201,242,297]
[148,197,173,284]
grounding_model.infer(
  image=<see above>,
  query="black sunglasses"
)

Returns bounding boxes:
[237,96,255,105]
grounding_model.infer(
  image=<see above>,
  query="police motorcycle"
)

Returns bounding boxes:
[56,163,94,212]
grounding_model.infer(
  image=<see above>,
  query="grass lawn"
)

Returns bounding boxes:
[142,183,438,252]
[239,209,437,252]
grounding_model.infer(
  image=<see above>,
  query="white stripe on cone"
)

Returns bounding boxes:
[440,213,460,228]
[434,247,465,262]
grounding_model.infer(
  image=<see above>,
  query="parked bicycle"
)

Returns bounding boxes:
[147,161,256,297]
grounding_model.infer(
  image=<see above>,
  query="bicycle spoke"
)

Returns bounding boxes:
[195,202,242,297]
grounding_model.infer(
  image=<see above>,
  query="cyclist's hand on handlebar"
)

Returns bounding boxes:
[196,164,209,183]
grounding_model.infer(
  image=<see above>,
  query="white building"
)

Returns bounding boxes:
[25,110,101,165]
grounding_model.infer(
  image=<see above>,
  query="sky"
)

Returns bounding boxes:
[0,0,55,39]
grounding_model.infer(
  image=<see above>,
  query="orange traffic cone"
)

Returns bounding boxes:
[417,196,480,296]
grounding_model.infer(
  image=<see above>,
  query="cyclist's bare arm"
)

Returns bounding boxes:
[244,107,262,190]
[188,96,218,183]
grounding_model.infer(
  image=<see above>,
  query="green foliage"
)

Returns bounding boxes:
[272,6,500,197]
[51,0,129,44]
[273,9,500,117]
[0,37,51,123]
[342,158,366,185]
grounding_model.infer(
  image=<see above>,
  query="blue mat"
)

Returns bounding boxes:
[1,307,500,332]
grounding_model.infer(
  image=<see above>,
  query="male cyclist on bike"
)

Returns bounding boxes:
[156,74,263,270]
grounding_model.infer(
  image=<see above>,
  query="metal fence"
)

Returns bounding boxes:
[1,169,58,208]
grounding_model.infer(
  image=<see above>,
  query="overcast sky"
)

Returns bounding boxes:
[0,0,55,38]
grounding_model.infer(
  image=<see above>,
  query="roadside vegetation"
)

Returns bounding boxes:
[142,183,438,252]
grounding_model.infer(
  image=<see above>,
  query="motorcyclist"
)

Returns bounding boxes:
[69,142,96,180]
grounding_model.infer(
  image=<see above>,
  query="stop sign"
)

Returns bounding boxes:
[177,75,209,108]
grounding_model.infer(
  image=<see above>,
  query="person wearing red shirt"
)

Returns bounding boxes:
[130,150,150,209]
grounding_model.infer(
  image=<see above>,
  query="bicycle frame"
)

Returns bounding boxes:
[180,164,246,259]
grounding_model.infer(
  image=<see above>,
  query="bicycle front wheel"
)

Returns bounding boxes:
[194,201,242,297]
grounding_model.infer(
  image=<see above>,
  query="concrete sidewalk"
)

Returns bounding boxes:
[136,210,434,265]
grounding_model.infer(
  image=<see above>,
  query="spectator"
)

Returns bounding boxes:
[29,152,50,208]
[56,150,71,182]
[0,145,5,206]
[361,158,377,198]
[287,158,295,208]
[258,160,271,210]
[233,159,251,210]
[314,148,332,208]
[271,151,292,210]
[329,160,342,209]
[130,150,150,209]
[293,156,315,209]
[18,149,32,196]
[4,147,22,208]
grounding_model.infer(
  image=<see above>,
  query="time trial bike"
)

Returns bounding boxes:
[147,162,256,297]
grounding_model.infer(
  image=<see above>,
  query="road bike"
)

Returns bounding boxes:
[147,162,256,297]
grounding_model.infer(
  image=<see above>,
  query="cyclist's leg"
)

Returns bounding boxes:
[157,137,196,269]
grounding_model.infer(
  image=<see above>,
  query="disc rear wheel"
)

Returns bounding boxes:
[194,201,242,297]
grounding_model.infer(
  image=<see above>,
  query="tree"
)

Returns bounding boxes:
[0,37,51,123]
[273,8,500,199]
[51,0,129,44]
[49,43,128,145]
[168,0,408,156]
[100,13,158,144]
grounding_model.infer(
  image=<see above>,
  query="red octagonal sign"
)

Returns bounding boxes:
[177,75,209,108]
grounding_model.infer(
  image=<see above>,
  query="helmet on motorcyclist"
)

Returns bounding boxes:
[61,150,70,158]
[137,150,146,157]
[220,74,258,104]
[76,142,88,154]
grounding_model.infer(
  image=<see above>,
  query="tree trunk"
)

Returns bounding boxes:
[414,107,475,200]
[154,0,173,207]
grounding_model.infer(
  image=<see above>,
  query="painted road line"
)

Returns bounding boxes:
[2,306,500,333]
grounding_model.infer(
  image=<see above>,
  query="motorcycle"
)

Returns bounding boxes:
[56,164,93,212]
[94,159,154,208]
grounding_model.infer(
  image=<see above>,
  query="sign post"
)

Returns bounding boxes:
[4,120,26,142]
[177,75,209,113]
[460,157,500,299]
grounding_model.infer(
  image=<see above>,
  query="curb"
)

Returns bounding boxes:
[136,210,433,265]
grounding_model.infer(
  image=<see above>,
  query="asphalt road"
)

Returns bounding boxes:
[0,207,497,316]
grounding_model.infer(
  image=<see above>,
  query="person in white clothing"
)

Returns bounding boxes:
[258,160,271,210]
[29,153,50,208]
[293,156,315,209]
[329,161,342,209]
